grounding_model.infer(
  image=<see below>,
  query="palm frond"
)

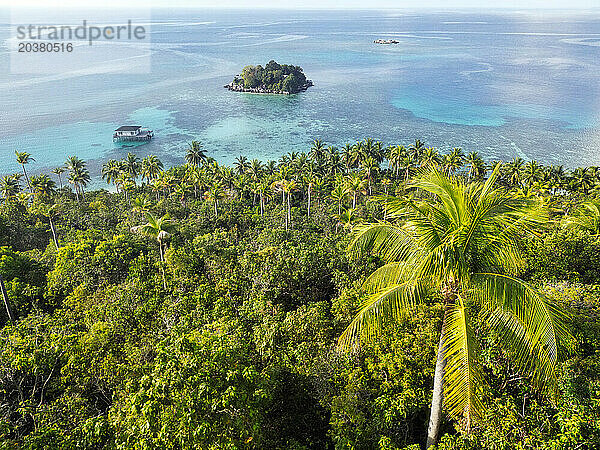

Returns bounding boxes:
[337,279,430,351]
[348,222,414,262]
[472,273,570,393]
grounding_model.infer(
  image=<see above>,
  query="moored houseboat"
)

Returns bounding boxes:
[113,126,154,142]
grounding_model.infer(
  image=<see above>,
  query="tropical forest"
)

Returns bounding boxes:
[1,139,599,449]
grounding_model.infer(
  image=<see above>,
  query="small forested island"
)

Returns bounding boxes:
[225,60,313,94]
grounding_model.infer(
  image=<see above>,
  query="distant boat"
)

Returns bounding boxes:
[113,125,154,142]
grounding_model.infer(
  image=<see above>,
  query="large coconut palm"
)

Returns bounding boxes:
[338,165,568,448]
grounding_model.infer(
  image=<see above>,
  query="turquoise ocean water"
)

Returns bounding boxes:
[0,9,599,184]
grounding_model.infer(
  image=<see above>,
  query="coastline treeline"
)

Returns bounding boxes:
[0,139,600,448]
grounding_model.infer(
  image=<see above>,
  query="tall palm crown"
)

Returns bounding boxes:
[30,174,56,198]
[185,141,207,167]
[15,151,35,189]
[132,213,176,262]
[141,155,164,183]
[102,160,122,186]
[339,166,568,445]
[123,153,140,180]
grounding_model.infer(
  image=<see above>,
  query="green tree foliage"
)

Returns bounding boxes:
[235,60,308,93]
[1,139,600,449]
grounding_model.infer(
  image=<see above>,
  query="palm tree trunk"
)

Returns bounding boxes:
[0,273,15,323]
[22,166,31,191]
[49,217,59,249]
[426,302,450,448]
[284,192,289,231]
[158,244,167,290]
[307,186,311,217]
[287,194,292,229]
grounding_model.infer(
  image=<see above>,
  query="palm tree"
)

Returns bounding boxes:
[32,202,60,249]
[51,167,66,189]
[132,194,153,216]
[309,139,326,164]
[388,145,406,177]
[408,139,426,160]
[304,174,316,218]
[281,179,298,230]
[504,157,525,188]
[361,156,380,195]
[337,208,360,231]
[548,165,566,194]
[563,199,600,236]
[522,160,543,188]
[203,183,226,218]
[186,141,207,166]
[141,155,164,184]
[264,160,278,176]
[115,173,134,201]
[256,179,271,216]
[331,183,349,216]
[234,156,250,175]
[0,273,15,323]
[465,152,486,180]
[65,156,90,201]
[1,175,22,201]
[123,153,140,184]
[102,159,122,190]
[248,159,264,181]
[131,213,175,289]
[172,182,192,207]
[30,174,56,198]
[570,167,594,195]
[338,165,568,448]
[442,148,464,175]
[400,156,417,183]
[345,173,367,209]
[341,143,354,173]
[420,147,441,168]
[15,151,34,191]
